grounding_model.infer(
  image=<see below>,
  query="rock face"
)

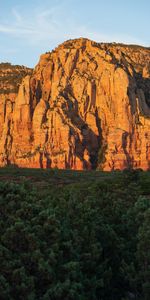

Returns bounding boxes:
[0,63,32,166]
[0,39,150,170]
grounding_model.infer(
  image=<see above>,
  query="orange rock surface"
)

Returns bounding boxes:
[0,39,150,170]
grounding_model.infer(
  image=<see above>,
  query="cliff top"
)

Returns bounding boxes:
[50,37,150,53]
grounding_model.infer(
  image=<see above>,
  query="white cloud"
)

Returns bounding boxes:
[0,3,148,50]
[0,24,38,35]
[12,8,22,23]
[0,4,64,42]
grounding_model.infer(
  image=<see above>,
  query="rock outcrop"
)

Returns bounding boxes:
[0,63,32,166]
[0,39,150,170]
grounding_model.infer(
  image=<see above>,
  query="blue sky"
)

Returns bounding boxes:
[0,0,149,67]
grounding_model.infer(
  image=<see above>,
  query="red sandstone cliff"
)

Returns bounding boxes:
[0,39,150,170]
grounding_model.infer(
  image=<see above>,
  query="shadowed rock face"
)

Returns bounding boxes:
[0,39,150,170]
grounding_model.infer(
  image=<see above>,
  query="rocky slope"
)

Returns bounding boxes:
[0,39,150,170]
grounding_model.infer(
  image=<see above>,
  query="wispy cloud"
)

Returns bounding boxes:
[0,24,38,35]
[12,8,22,23]
[0,2,148,51]
[0,4,65,42]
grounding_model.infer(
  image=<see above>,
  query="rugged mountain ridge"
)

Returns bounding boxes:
[0,39,150,170]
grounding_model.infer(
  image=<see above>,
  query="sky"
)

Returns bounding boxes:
[0,0,149,67]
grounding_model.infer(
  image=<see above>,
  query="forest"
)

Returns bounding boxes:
[0,168,150,300]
